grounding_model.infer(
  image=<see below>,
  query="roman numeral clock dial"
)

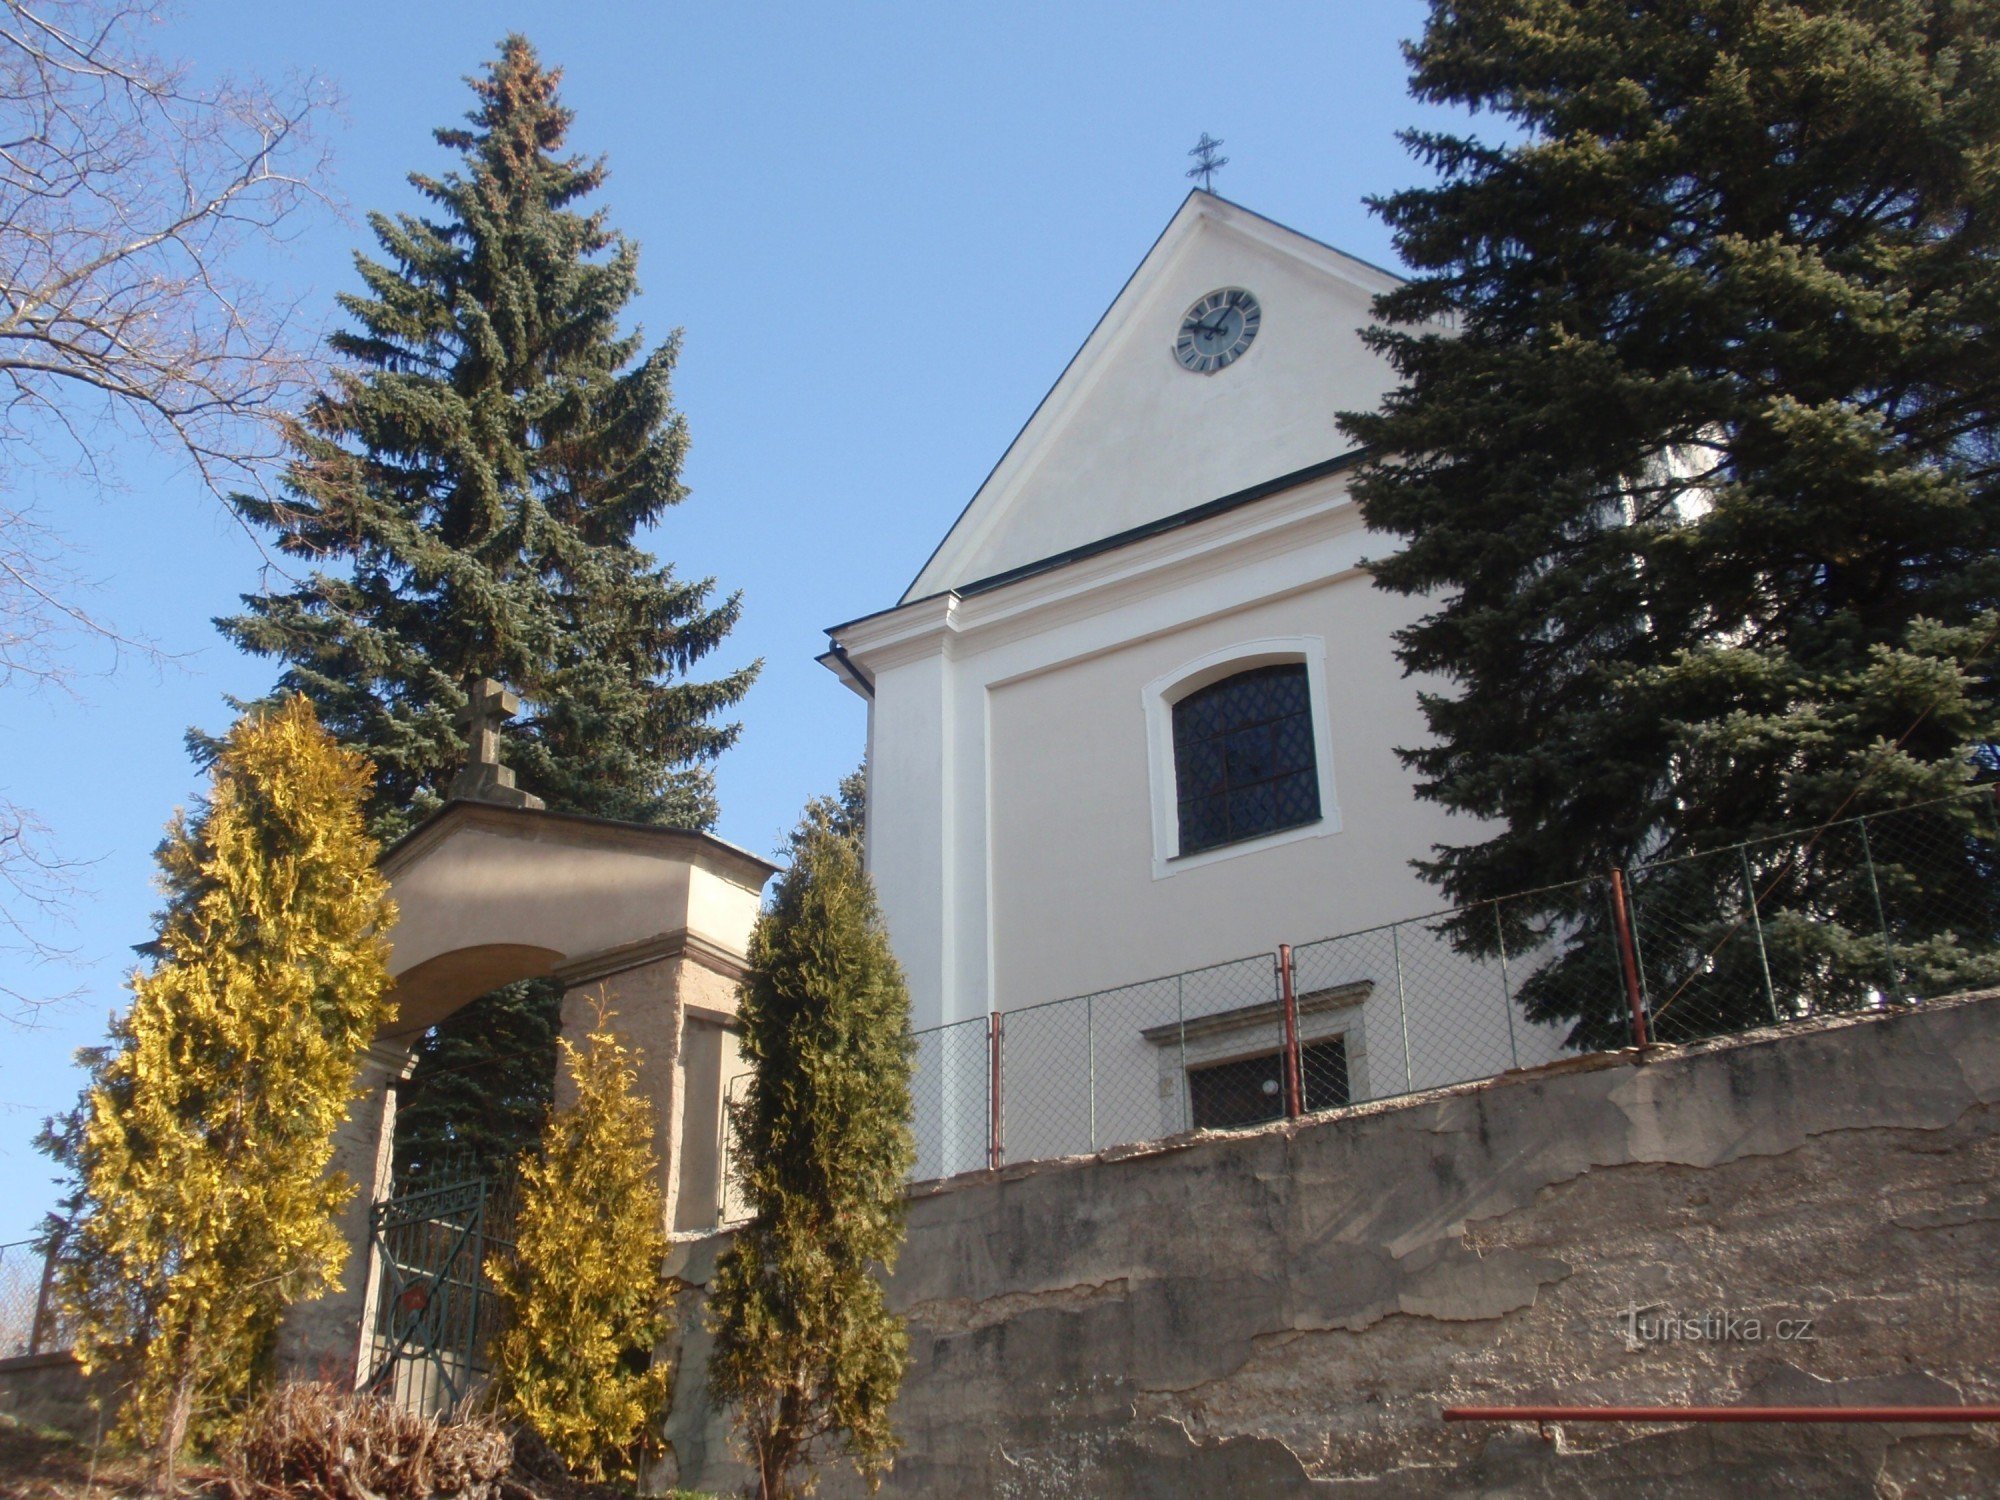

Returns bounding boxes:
[1174,287,1261,374]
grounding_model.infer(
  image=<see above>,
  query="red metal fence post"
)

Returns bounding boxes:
[1609,869,1650,1049]
[987,1010,1004,1170]
[1277,944,1303,1120]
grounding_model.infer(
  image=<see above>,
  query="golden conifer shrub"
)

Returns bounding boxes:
[54,697,396,1476]
[493,1000,673,1484]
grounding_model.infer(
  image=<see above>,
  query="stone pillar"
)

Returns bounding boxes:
[670,960,752,1233]
[561,958,688,1233]
[558,942,747,1237]
[274,1040,415,1385]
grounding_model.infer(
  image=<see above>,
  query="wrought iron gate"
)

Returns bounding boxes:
[361,1171,515,1416]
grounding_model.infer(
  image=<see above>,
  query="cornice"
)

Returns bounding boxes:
[831,470,1365,675]
[959,483,1365,659]
[827,591,957,664]
[1138,980,1374,1047]
[552,926,750,989]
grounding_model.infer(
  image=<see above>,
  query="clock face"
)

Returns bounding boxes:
[1174,287,1261,373]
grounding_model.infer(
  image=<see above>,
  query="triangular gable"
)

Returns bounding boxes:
[903,191,1403,603]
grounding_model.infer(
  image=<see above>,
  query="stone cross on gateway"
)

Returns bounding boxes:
[448,676,545,809]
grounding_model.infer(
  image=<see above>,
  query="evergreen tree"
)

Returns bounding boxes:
[391,980,564,1184]
[1342,0,2000,1044]
[707,799,914,1500]
[45,699,393,1478]
[826,762,866,854]
[494,999,673,1485]
[216,36,757,1173]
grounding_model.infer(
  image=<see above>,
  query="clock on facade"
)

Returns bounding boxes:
[1173,287,1261,373]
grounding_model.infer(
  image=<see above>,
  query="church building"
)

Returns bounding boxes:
[819,192,1565,1170]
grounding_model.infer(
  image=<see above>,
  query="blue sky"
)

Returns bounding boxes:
[0,0,1454,1243]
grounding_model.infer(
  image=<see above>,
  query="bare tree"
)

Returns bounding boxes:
[0,0,333,1021]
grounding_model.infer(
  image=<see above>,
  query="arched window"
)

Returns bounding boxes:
[1171,662,1321,855]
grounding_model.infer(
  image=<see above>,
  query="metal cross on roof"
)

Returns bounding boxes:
[449,676,545,810]
[1186,132,1229,192]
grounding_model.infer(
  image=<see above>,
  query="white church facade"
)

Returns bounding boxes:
[820,192,1568,1172]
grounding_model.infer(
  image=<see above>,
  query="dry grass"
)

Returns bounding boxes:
[222,1385,512,1500]
[0,1392,711,1500]
[0,1413,175,1499]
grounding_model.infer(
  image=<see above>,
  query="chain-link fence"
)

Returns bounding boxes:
[1626,794,2000,1043]
[998,951,1284,1163]
[907,1014,991,1180]
[904,789,2000,1180]
[0,1237,60,1358]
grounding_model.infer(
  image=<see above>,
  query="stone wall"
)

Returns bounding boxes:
[0,1352,114,1437]
[659,991,2000,1497]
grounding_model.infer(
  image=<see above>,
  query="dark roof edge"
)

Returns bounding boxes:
[827,447,1370,640]
[956,447,1370,599]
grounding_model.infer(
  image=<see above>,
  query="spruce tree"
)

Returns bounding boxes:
[47,699,393,1477]
[216,36,756,1173]
[494,1000,673,1485]
[1342,0,2000,1044]
[707,797,914,1500]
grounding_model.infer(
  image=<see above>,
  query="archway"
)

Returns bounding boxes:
[276,799,776,1384]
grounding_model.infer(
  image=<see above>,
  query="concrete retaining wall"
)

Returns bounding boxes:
[661,992,2000,1496]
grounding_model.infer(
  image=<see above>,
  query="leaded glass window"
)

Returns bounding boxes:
[1172,662,1320,855]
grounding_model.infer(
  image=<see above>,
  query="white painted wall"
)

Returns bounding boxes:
[843,471,1567,1023]
[845,475,1570,1172]
[983,566,1443,1004]
[832,195,1568,1171]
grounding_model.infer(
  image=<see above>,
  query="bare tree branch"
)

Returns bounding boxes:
[0,0,336,1022]
[0,0,333,496]
[0,795,88,1020]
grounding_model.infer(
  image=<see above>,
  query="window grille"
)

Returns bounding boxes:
[1173,662,1321,854]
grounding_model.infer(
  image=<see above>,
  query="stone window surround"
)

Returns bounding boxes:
[1140,979,1372,1133]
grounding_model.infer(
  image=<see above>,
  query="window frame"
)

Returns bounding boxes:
[1143,636,1343,879]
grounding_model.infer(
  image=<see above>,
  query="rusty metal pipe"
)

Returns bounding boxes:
[1445,1405,2000,1425]
[1609,868,1649,1048]
[1277,944,1303,1121]
[987,1010,1004,1170]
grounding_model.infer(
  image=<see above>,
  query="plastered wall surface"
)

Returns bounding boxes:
[657,992,2000,1498]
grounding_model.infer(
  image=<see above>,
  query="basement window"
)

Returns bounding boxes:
[1187,1036,1351,1131]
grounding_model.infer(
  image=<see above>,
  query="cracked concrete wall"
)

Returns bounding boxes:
[656,992,2000,1497]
